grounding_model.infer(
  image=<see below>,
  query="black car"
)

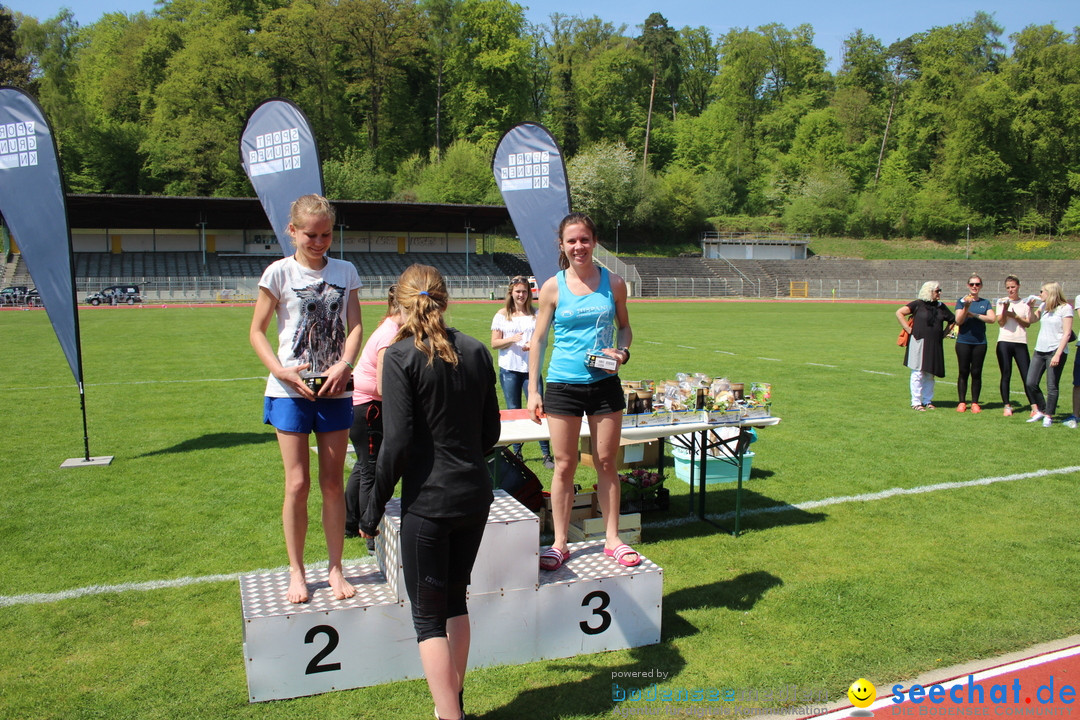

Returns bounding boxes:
[0,286,30,306]
[85,284,142,306]
[24,288,40,307]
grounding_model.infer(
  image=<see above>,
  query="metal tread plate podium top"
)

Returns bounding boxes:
[240,563,395,619]
[540,541,662,585]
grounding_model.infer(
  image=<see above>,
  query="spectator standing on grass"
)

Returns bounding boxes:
[361,264,500,720]
[995,275,1036,417]
[897,281,956,411]
[1066,293,1080,429]
[954,274,996,413]
[491,275,554,468]
[250,194,363,604]
[345,284,401,550]
[527,212,638,572]
[1026,282,1074,428]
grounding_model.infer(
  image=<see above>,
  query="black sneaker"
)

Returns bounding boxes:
[366,538,376,553]
[345,528,360,539]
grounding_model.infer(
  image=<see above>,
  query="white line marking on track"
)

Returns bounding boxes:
[4,377,266,392]
[644,340,664,345]
[0,557,377,607]
[643,465,1080,531]
[756,357,782,362]
[677,345,697,350]
[806,363,838,368]
[10,466,1080,607]
[862,370,895,376]
[714,350,736,355]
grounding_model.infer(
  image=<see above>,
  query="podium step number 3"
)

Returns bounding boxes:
[240,490,663,702]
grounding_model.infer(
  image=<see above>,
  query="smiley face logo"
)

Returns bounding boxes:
[848,678,877,708]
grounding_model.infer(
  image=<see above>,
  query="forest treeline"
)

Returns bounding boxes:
[1,0,1078,244]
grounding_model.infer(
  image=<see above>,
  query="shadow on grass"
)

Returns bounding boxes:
[137,431,275,457]
[644,488,826,538]
[662,571,784,640]
[478,573,781,718]
[478,641,687,719]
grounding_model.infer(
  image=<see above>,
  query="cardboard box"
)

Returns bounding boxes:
[636,411,672,427]
[569,512,642,544]
[740,404,771,419]
[540,491,597,533]
[708,409,742,424]
[578,438,659,470]
[670,410,706,424]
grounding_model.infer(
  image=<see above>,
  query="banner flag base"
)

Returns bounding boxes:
[61,456,113,468]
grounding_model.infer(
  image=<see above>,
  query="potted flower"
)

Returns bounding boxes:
[619,468,668,512]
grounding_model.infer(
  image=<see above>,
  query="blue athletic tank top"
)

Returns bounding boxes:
[547,268,616,385]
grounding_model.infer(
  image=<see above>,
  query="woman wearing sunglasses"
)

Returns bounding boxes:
[954,275,996,413]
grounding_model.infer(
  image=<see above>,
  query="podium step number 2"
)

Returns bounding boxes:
[240,490,664,702]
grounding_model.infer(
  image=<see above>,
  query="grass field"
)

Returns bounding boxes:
[2,299,1079,720]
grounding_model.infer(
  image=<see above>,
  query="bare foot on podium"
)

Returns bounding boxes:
[287,568,309,604]
[328,566,356,600]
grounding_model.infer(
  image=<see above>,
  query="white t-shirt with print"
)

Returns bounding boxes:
[259,255,362,398]
[490,310,536,373]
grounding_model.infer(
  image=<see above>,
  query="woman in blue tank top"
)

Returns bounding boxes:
[527,213,639,571]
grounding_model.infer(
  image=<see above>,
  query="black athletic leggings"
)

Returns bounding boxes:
[955,342,987,403]
[996,341,1033,406]
[400,509,489,643]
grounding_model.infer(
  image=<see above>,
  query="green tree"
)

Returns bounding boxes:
[412,139,502,203]
[566,140,638,234]
[337,0,425,164]
[141,2,271,195]
[323,147,393,200]
[256,0,355,155]
[444,0,532,144]
[0,5,31,86]
[638,12,679,174]
[677,26,717,116]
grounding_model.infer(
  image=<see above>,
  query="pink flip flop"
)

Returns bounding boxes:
[604,543,641,568]
[539,546,570,571]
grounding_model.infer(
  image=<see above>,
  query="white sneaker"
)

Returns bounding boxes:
[1043,416,1053,428]
[1027,411,1046,423]
[1064,417,1078,429]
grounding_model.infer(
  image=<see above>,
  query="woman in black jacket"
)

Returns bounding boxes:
[361,264,500,720]
[896,280,956,410]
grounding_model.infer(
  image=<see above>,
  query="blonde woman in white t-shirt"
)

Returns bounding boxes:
[491,276,554,467]
[1025,282,1074,427]
[995,275,1036,417]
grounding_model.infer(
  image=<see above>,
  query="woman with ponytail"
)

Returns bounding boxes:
[360,264,500,720]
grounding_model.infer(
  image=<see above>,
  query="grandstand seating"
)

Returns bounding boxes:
[8,250,1080,301]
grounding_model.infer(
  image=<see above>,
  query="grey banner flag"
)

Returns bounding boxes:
[240,98,323,257]
[0,87,82,383]
[492,122,569,288]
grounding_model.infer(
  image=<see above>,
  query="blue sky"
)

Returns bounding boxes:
[5,0,1076,70]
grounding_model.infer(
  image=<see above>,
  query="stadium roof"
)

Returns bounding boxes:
[64,194,513,234]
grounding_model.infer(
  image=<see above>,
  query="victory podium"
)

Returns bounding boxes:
[240,490,663,702]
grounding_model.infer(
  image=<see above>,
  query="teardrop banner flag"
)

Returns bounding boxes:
[492,122,569,288]
[0,87,81,381]
[240,98,323,257]
[0,86,109,466]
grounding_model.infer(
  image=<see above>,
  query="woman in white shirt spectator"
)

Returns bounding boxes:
[1025,282,1074,427]
[994,275,1035,417]
[491,276,554,468]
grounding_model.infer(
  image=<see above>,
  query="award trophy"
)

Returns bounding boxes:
[302,357,354,394]
[584,310,618,372]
